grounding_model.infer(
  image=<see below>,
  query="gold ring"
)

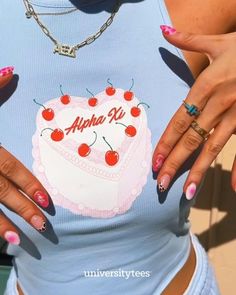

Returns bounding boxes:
[190,120,209,140]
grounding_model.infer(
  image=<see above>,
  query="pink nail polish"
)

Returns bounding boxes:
[158,174,171,192]
[0,66,14,77]
[185,183,197,200]
[30,215,47,232]
[160,25,176,35]
[33,191,49,208]
[4,231,20,245]
[153,155,165,172]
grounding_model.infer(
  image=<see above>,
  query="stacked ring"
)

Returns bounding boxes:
[182,100,201,117]
[190,120,209,140]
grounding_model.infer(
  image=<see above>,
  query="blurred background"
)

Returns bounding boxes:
[190,135,236,295]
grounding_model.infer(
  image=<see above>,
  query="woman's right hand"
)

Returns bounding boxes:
[0,67,53,246]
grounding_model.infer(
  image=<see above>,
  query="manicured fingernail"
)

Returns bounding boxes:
[153,155,165,172]
[185,183,197,200]
[33,191,49,208]
[160,25,176,35]
[158,174,171,192]
[30,215,47,232]
[0,66,14,77]
[4,231,20,245]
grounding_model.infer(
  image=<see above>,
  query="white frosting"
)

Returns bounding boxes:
[56,100,130,151]
[32,88,152,217]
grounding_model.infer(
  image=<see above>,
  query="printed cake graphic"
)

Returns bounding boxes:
[32,81,152,218]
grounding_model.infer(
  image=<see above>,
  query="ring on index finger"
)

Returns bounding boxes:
[182,100,201,117]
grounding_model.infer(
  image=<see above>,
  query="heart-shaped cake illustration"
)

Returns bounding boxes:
[32,87,152,218]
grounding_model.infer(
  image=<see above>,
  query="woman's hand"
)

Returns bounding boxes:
[152,27,236,199]
[0,67,54,246]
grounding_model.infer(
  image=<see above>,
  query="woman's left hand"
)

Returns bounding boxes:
[152,26,236,199]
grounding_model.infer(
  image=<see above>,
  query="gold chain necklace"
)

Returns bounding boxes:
[23,0,121,58]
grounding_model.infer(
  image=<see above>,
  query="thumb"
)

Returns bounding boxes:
[160,25,222,61]
[0,66,14,89]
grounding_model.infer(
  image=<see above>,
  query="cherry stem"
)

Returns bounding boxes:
[129,78,134,91]
[115,122,127,128]
[33,99,46,110]
[102,136,113,151]
[137,102,150,109]
[89,131,97,147]
[40,128,54,136]
[86,88,94,97]
[60,84,64,96]
[107,78,113,87]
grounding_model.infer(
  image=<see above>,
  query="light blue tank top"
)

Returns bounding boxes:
[0,0,199,294]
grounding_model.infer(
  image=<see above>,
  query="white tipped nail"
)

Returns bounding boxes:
[185,183,197,200]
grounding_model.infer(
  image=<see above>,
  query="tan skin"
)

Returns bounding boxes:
[0,1,235,294]
[153,0,236,196]
[166,0,236,77]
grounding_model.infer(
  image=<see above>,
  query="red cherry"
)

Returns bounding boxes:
[78,143,91,157]
[51,129,64,141]
[131,102,150,117]
[131,106,141,117]
[102,136,119,166]
[42,108,54,121]
[59,84,71,104]
[88,97,98,107]
[124,91,134,101]
[115,122,137,137]
[106,86,116,96]
[105,151,119,166]
[124,78,135,101]
[33,99,55,121]
[60,95,71,105]
[78,131,97,158]
[125,125,136,137]
[86,89,98,106]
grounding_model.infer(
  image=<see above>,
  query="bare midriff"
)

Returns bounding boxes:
[161,238,196,294]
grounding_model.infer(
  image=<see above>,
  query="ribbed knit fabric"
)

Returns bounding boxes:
[4,232,221,295]
[0,0,220,294]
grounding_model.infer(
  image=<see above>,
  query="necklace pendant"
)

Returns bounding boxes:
[25,11,32,18]
[54,44,76,58]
